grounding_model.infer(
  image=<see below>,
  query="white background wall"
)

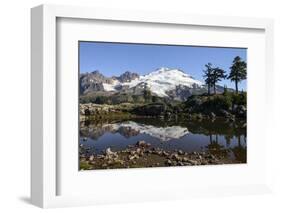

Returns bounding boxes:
[0,0,280,212]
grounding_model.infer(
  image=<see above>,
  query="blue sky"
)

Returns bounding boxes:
[79,41,247,90]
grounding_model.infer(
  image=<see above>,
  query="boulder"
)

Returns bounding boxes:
[235,105,247,118]
[210,112,216,119]
[162,151,169,157]
[128,154,139,161]
[171,153,181,161]
[136,148,142,154]
[105,148,118,159]
[220,109,235,121]
[182,157,189,162]
[178,150,184,155]
[89,155,94,161]
[105,148,114,155]
[166,159,172,166]
[136,140,151,148]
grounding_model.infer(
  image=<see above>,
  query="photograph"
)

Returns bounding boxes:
[79,41,247,170]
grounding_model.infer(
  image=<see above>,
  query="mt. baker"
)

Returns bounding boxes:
[80,67,223,101]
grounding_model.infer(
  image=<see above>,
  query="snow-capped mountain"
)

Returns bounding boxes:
[103,67,203,97]
[80,67,210,101]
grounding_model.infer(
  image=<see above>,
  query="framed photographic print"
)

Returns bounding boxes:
[78,41,247,170]
[31,4,274,208]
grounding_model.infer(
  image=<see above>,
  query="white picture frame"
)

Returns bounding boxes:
[31,4,274,208]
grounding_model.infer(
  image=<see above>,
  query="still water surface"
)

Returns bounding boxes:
[80,118,246,162]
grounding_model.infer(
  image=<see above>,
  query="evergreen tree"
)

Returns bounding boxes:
[228,56,247,94]
[212,67,226,94]
[203,63,214,95]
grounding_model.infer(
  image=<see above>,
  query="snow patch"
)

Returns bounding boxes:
[122,68,203,97]
[103,80,119,91]
[102,68,203,97]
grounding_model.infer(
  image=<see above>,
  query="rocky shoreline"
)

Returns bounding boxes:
[79,140,239,170]
[79,98,247,124]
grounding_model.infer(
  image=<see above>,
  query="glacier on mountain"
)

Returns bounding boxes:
[102,67,203,97]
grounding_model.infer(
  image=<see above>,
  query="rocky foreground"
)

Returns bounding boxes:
[79,141,236,170]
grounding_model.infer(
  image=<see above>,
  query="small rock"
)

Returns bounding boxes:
[136,148,141,154]
[210,112,216,119]
[166,159,172,166]
[178,150,184,155]
[171,153,180,161]
[97,155,104,159]
[89,155,94,161]
[106,148,114,155]
[136,140,147,147]
[177,162,185,166]
[197,155,203,160]
[162,151,169,157]
[186,159,198,165]
[182,157,189,162]
[156,150,163,155]
[128,154,139,161]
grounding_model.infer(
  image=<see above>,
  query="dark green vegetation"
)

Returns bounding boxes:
[183,92,246,119]
[80,92,246,122]
[80,89,170,105]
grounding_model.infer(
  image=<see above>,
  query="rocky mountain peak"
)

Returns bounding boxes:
[117,71,139,83]
[79,68,213,100]
[91,70,101,75]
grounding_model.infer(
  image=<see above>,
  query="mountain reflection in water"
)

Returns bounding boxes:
[80,118,246,163]
[100,121,189,141]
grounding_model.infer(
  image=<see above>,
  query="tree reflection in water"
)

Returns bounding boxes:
[231,134,247,163]
[205,134,229,159]
[80,117,246,163]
